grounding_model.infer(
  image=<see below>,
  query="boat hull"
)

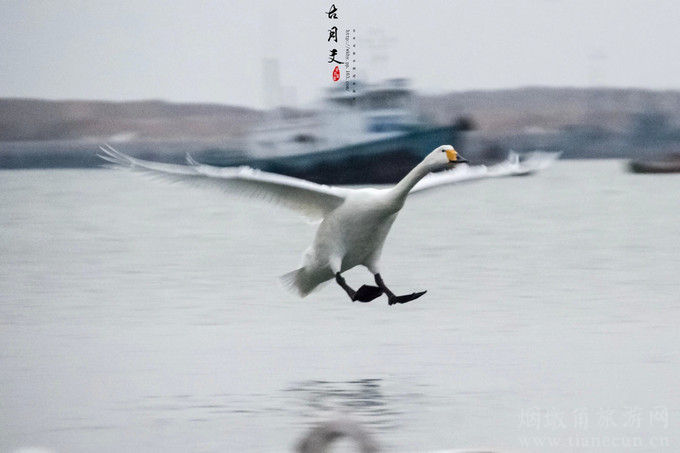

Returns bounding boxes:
[628,156,680,174]
[198,125,460,185]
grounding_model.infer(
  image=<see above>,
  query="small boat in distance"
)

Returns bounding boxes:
[628,152,680,174]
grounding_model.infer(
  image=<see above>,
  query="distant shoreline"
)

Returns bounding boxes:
[2,87,680,168]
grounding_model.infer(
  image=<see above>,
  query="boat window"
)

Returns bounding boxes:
[365,91,408,110]
[257,140,276,148]
[329,97,355,108]
[367,115,410,133]
[292,134,317,143]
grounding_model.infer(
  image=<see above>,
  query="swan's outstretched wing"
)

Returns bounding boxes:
[99,145,350,221]
[409,150,562,194]
[409,163,490,194]
[511,150,562,175]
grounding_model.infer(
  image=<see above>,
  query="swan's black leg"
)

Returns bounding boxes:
[335,273,356,300]
[335,273,383,303]
[374,273,426,305]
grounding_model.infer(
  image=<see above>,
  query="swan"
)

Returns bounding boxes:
[99,144,467,305]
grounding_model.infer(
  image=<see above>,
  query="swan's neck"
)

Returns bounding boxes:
[387,161,432,208]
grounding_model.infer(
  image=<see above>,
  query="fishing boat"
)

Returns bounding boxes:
[196,79,463,184]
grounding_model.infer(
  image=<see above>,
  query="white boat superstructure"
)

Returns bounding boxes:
[246,79,424,159]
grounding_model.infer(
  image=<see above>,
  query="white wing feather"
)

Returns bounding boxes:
[409,150,561,194]
[410,163,490,194]
[98,145,350,221]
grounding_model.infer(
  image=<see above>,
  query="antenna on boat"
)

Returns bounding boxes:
[262,57,282,110]
[364,28,397,83]
[260,4,284,115]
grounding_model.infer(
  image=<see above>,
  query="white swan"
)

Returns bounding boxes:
[99,144,467,304]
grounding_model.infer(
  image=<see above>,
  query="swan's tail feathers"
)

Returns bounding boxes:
[280,267,328,298]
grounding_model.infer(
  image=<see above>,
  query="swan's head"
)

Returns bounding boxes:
[422,145,468,171]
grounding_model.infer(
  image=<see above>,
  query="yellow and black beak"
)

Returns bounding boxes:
[445,148,469,164]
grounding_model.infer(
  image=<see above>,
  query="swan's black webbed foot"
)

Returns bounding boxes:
[353,285,384,302]
[336,273,383,302]
[388,290,427,305]
[374,273,426,306]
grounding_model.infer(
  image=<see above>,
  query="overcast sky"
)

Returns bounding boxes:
[1,0,679,109]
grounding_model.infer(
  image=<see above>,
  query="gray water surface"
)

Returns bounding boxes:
[1,161,678,452]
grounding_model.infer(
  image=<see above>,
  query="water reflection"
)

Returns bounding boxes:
[137,393,261,421]
[2,164,679,453]
[285,379,422,432]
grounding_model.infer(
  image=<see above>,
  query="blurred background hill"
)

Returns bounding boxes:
[418,87,680,133]
[3,87,679,142]
[0,99,265,142]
